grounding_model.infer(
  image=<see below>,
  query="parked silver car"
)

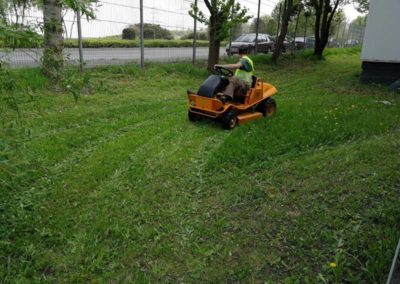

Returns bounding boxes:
[226,33,274,55]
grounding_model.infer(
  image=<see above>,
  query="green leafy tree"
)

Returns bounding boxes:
[0,0,34,25]
[133,23,173,40]
[307,0,349,59]
[272,0,302,63]
[122,27,136,40]
[347,15,366,44]
[10,0,33,25]
[181,31,208,40]
[271,1,282,21]
[41,0,96,80]
[287,7,314,38]
[249,15,277,35]
[355,0,368,13]
[0,1,9,23]
[0,0,96,78]
[350,15,367,28]
[0,23,41,67]
[189,0,251,72]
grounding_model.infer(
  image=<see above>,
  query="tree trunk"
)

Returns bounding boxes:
[13,4,19,26]
[21,2,27,24]
[313,0,340,59]
[313,1,322,58]
[314,38,325,59]
[43,0,64,80]
[207,16,220,72]
[272,0,293,63]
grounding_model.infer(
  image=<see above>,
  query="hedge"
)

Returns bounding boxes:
[0,39,212,49]
[64,39,210,48]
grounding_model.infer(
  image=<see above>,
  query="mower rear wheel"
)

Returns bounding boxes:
[188,110,200,122]
[257,98,277,117]
[222,110,237,130]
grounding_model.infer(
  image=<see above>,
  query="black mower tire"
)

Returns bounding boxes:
[222,110,238,130]
[257,98,277,117]
[188,110,199,122]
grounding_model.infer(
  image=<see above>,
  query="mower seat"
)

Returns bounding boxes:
[197,75,229,98]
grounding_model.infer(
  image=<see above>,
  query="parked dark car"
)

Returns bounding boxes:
[294,37,315,49]
[226,33,274,55]
[306,37,315,48]
[270,35,291,52]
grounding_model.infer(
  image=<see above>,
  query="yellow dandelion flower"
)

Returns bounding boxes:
[329,262,337,268]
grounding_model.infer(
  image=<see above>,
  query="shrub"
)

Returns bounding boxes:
[134,23,173,40]
[122,28,136,40]
[181,32,208,40]
[63,39,210,48]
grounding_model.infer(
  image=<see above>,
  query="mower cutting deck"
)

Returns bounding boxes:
[187,65,278,129]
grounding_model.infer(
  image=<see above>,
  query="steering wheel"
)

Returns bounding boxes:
[214,65,234,77]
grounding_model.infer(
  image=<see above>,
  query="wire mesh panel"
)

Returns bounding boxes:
[1,0,367,69]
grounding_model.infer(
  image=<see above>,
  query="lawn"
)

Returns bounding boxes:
[1,49,399,283]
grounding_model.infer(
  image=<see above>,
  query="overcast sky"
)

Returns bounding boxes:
[24,0,363,38]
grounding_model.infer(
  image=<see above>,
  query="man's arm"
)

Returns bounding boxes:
[215,63,243,70]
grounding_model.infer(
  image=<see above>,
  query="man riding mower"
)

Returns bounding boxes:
[187,46,278,129]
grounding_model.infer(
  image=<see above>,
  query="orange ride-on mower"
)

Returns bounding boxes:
[187,65,278,129]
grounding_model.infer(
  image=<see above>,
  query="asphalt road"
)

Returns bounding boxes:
[0,47,227,68]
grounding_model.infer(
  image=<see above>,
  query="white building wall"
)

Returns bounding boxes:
[361,0,400,63]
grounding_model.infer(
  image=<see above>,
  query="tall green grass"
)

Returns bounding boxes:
[1,48,399,282]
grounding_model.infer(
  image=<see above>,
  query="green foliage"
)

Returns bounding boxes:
[0,23,41,50]
[181,31,208,40]
[350,15,367,28]
[60,0,97,18]
[189,0,251,41]
[354,0,369,13]
[1,49,399,282]
[133,23,173,40]
[249,15,275,35]
[122,27,136,40]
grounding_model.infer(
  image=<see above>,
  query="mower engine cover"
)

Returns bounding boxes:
[197,75,229,98]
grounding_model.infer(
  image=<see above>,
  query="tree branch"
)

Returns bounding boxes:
[327,0,340,28]
[203,0,212,12]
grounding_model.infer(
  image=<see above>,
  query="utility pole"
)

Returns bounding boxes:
[228,2,234,56]
[140,0,144,68]
[192,0,197,64]
[254,0,261,54]
[76,9,84,72]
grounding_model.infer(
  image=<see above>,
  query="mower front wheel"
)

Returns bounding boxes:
[222,110,238,130]
[188,110,200,122]
[257,98,277,117]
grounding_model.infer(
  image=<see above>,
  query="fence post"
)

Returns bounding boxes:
[140,0,144,68]
[192,0,197,64]
[76,9,84,72]
[254,0,261,54]
[228,2,234,56]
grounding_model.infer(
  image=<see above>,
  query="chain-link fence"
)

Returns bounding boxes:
[1,0,366,69]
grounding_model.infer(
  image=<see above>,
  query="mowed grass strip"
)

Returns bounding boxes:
[1,49,399,282]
